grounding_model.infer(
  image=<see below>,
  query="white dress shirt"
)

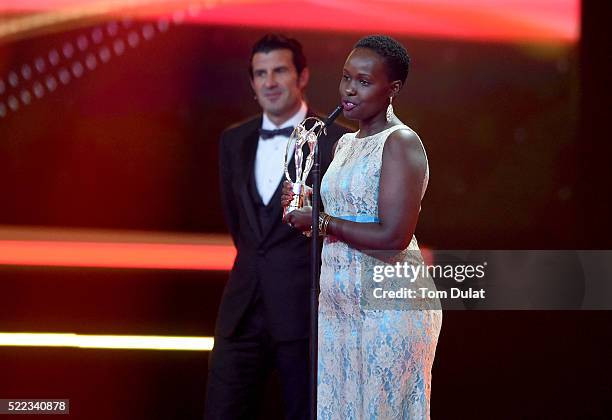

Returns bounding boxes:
[254,101,308,205]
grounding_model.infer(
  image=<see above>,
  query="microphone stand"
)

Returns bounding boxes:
[309,106,342,420]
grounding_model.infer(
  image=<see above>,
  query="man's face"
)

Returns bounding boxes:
[250,49,309,122]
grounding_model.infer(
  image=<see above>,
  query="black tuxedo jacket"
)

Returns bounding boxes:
[216,110,349,341]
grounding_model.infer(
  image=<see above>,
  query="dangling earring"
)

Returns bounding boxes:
[386,96,395,122]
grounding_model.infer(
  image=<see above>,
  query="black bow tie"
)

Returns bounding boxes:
[259,126,294,140]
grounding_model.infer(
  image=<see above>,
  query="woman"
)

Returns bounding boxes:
[283,35,442,419]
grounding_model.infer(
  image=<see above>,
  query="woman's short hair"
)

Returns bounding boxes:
[354,35,411,84]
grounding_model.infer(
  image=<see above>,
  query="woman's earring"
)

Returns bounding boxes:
[386,96,395,122]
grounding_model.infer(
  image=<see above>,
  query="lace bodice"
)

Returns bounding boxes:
[321,124,429,222]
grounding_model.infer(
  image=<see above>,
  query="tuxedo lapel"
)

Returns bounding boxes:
[238,126,263,243]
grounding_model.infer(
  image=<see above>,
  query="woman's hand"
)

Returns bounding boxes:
[284,206,313,233]
[282,181,315,234]
[281,181,313,208]
[280,181,295,209]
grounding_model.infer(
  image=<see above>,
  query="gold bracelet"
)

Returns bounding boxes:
[318,212,332,236]
[322,214,331,236]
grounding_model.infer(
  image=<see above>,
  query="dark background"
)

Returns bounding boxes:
[0,22,584,247]
[1,1,612,419]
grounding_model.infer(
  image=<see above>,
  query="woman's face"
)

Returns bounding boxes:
[339,48,394,121]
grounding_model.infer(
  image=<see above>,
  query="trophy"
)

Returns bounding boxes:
[282,116,328,219]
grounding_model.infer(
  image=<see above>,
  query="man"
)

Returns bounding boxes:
[204,34,348,420]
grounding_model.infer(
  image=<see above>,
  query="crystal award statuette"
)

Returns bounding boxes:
[282,117,327,219]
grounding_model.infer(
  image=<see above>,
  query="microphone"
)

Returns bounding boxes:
[324,105,343,128]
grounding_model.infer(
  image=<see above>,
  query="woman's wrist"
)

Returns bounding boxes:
[318,213,326,235]
[318,212,333,236]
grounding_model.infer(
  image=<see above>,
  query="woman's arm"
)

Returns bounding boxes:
[284,129,427,250]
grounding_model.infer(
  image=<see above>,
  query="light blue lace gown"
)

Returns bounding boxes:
[318,124,442,419]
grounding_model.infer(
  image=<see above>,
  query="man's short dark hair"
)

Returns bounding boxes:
[354,35,411,84]
[249,34,307,79]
